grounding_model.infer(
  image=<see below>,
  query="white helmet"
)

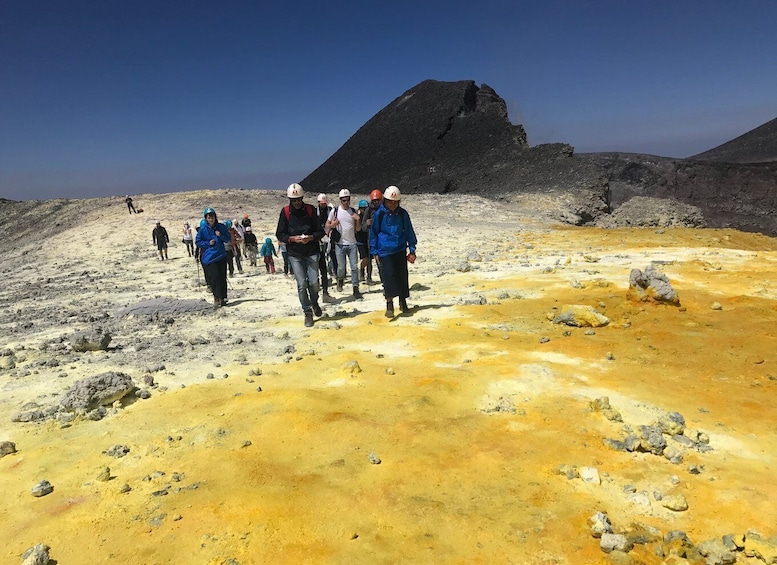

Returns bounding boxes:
[287,183,304,198]
[317,193,328,203]
[338,188,351,199]
[384,185,401,201]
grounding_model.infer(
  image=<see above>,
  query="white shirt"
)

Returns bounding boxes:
[330,206,358,245]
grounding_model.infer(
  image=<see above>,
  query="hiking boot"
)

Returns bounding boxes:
[367,276,373,285]
[385,300,394,318]
[221,298,229,306]
[353,286,362,299]
[336,279,344,292]
[214,297,222,308]
[312,302,322,317]
[399,297,409,313]
[304,312,314,327]
[322,291,333,303]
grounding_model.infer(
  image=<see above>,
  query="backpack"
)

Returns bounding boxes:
[284,204,314,221]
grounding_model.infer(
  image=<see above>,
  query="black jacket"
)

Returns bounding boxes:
[275,203,324,258]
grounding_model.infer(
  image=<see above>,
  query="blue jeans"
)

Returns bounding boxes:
[288,253,320,313]
[335,243,359,286]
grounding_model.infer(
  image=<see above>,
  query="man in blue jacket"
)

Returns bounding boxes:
[369,186,417,317]
[196,207,232,308]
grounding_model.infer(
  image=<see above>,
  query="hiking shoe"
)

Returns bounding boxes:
[353,286,362,299]
[221,298,228,306]
[336,279,344,292]
[399,297,408,313]
[312,302,322,317]
[385,300,394,318]
[214,297,222,308]
[322,292,333,303]
[304,312,314,327]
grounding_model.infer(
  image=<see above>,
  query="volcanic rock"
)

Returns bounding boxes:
[59,372,136,412]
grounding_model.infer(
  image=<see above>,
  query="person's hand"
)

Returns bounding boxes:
[214,230,221,236]
[209,239,216,246]
[351,212,359,222]
[373,255,380,265]
[407,252,416,264]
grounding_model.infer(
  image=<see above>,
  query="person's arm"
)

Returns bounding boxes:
[275,209,290,243]
[325,208,338,230]
[369,209,381,258]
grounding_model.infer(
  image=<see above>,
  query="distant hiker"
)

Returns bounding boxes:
[243,226,258,267]
[275,183,324,327]
[152,221,169,261]
[369,186,417,317]
[325,188,362,299]
[356,199,371,283]
[182,222,195,257]
[278,240,289,275]
[362,189,383,285]
[196,207,231,308]
[260,237,278,274]
[194,221,204,263]
[316,193,334,301]
[230,220,245,272]
[223,220,243,277]
[241,214,252,257]
[125,195,137,214]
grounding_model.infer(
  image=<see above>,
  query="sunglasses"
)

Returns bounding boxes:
[340,196,350,200]
[290,197,303,202]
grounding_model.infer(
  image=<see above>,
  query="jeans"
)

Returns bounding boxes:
[335,243,359,286]
[288,253,320,313]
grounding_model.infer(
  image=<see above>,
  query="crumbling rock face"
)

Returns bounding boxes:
[595,196,706,229]
[70,328,112,352]
[585,152,777,235]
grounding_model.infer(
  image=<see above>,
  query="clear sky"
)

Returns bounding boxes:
[2,0,776,201]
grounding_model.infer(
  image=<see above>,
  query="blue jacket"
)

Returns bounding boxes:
[368,204,417,258]
[195,222,231,264]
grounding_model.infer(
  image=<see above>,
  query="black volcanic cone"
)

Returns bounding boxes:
[301,80,528,194]
[692,117,777,164]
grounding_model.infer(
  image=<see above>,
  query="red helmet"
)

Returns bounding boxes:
[369,189,382,201]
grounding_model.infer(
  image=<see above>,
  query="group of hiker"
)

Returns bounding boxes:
[133,183,417,326]
[274,183,416,326]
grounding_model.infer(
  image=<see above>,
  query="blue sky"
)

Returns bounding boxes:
[2,0,776,200]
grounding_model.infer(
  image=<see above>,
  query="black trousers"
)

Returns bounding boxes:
[202,257,228,299]
[379,251,409,299]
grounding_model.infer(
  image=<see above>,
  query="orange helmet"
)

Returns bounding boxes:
[369,189,382,201]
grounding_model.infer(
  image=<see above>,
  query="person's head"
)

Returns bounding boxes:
[203,207,217,226]
[383,185,401,211]
[232,218,239,226]
[184,222,189,228]
[317,193,328,207]
[287,183,304,209]
[225,219,233,228]
[265,237,272,244]
[370,189,383,206]
[156,221,161,226]
[358,199,368,210]
[244,213,249,219]
[338,188,351,208]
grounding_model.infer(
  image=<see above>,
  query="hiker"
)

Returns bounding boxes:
[356,199,371,283]
[125,195,137,214]
[278,239,289,276]
[369,186,417,317]
[194,221,204,263]
[275,183,324,327]
[182,222,195,257]
[260,237,278,273]
[196,207,231,307]
[243,226,258,266]
[241,214,252,257]
[316,193,334,301]
[362,189,383,285]
[229,220,244,274]
[152,221,169,260]
[223,220,242,277]
[325,188,362,299]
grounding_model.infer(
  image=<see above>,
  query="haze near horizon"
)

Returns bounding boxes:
[1,0,776,201]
